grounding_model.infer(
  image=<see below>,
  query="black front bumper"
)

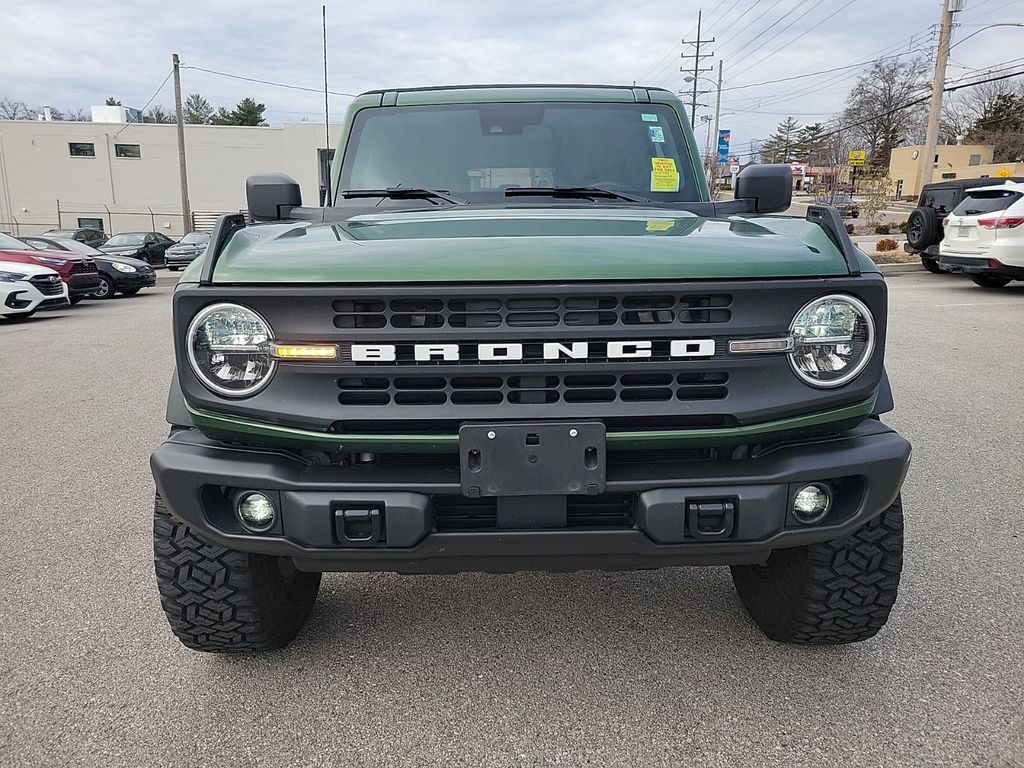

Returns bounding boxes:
[151,420,911,574]
[68,274,101,297]
[111,271,157,290]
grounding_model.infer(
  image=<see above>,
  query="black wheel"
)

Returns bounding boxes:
[153,492,321,652]
[91,274,115,300]
[120,288,140,296]
[906,207,939,250]
[970,273,1012,288]
[731,495,904,644]
[920,255,944,274]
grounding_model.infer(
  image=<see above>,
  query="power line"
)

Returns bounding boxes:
[727,0,846,82]
[180,64,356,98]
[113,69,173,137]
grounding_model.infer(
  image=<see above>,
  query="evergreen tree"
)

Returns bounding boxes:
[105,97,122,106]
[760,117,802,163]
[211,97,268,126]
[182,93,214,124]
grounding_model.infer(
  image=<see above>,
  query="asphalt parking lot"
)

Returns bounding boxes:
[1,271,1022,768]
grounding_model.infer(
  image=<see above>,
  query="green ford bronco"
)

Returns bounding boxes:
[151,85,911,652]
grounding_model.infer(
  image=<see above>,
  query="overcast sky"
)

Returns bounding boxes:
[2,0,1021,159]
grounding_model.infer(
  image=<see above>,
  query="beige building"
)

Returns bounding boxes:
[888,144,1024,200]
[0,118,343,236]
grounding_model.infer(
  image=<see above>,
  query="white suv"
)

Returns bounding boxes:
[0,260,70,319]
[939,181,1024,288]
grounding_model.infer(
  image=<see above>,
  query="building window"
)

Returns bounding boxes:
[77,217,104,230]
[969,154,981,166]
[69,142,95,157]
[941,172,957,179]
[115,143,141,158]
[894,179,904,198]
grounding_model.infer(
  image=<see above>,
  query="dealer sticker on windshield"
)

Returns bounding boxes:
[650,157,680,192]
[648,126,665,143]
[641,113,659,122]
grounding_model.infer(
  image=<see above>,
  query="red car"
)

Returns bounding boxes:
[0,232,100,303]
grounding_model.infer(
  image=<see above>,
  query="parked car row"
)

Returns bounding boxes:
[0,230,167,321]
[905,177,1024,288]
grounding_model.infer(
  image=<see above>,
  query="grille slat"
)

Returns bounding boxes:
[337,371,728,407]
[28,275,64,296]
[332,293,732,329]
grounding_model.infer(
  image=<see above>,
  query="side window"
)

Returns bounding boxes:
[925,188,957,214]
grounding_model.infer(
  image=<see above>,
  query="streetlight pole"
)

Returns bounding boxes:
[916,0,963,196]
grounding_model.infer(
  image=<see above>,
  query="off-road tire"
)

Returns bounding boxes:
[906,207,939,250]
[153,493,321,652]
[731,495,904,644]
[970,273,1012,288]
[920,255,944,274]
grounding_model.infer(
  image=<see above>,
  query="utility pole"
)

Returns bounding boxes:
[709,60,724,193]
[680,10,715,128]
[172,53,193,234]
[916,0,964,195]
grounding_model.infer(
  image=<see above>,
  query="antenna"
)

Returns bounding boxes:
[322,4,331,207]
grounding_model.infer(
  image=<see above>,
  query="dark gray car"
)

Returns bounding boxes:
[164,232,211,271]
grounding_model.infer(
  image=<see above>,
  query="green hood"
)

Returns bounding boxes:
[208,207,856,284]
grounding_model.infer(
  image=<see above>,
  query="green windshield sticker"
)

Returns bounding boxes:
[648,126,665,143]
[641,113,659,122]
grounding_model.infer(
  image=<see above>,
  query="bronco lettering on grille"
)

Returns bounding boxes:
[350,339,716,363]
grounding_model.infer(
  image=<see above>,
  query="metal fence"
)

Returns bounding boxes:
[1,205,245,237]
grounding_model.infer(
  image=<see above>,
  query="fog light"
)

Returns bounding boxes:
[793,484,831,523]
[237,492,276,530]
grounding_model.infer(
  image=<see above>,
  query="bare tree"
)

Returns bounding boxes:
[145,105,176,124]
[841,58,928,167]
[0,97,34,119]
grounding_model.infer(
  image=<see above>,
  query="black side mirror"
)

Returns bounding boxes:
[246,173,302,222]
[735,164,793,214]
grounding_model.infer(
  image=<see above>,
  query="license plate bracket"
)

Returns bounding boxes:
[460,422,606,497]
[958,226,970,238]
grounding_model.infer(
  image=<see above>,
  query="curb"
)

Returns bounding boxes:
[876,262,924,274]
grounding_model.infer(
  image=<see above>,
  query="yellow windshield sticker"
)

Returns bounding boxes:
[650,157,680,192]
[645,220,675,232]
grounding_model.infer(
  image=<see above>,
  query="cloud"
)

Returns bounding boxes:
[1,0,1021,157]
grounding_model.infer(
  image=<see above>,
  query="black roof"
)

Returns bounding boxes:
[923,176,1024,191]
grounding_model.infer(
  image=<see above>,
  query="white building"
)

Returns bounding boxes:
[0,117,342,236]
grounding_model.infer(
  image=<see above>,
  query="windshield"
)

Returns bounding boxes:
[0,232,32,250]
[951,189,1022,216]
[179,232,211,245]
[105,234,146,246]
[337,102,700,203]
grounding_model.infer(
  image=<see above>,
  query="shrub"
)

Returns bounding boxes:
[897,221,908,234]
[846,223,855,235]
[874,224,892,235]
[876,238,899,252]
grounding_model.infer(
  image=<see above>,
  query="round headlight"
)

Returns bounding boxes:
[789,294,874,388]
[187,303,275,397]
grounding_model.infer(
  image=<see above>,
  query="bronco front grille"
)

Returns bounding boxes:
[338,371,728,406]
[333,293,732,329]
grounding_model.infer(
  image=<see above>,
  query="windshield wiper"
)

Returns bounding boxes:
[504,186,650,203]
[340,187,468,205]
